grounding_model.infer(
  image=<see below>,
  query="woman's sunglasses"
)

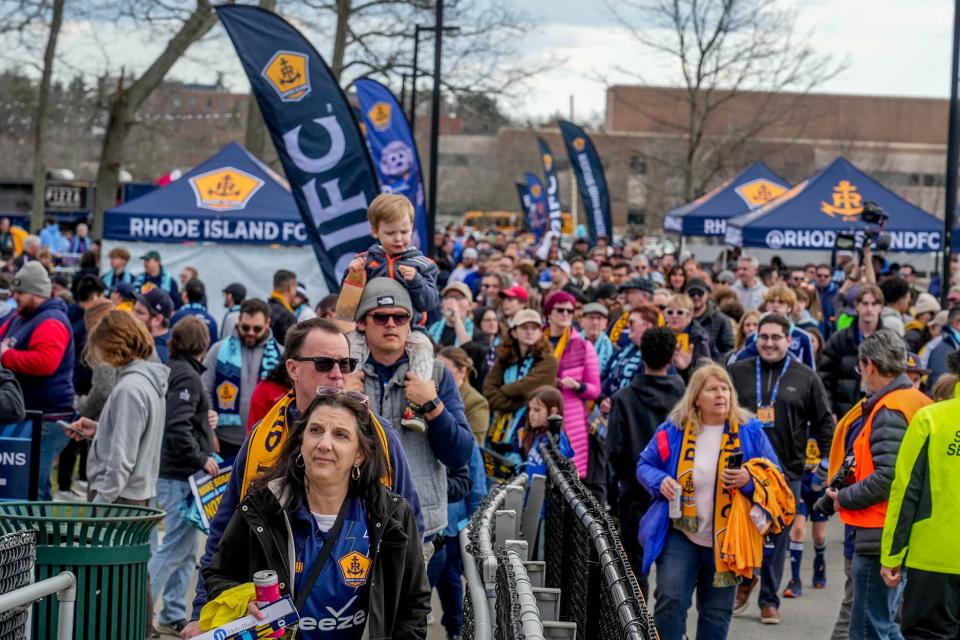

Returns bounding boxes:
[552,307,575,315]
[291,356,359,373]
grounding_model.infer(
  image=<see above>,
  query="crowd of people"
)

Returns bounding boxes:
[1,198,959,640]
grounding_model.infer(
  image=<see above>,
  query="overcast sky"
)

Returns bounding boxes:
[29,0,959,122]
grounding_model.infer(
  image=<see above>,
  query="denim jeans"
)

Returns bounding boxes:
[758,479,801,609]
[38,421,70,500]
[148,478,200,626]
[427,536,464,637]
[850,553,905,640]
[653,530,736,640]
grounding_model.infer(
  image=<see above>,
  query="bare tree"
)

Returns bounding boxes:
[608,0,845,202]
[91,0,221,235]
[30,0,64,231]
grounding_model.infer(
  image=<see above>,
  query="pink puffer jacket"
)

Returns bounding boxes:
[555,328,601,477]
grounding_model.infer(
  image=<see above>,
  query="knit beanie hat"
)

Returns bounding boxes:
[356,277,413,320]
[13,262,52,298]
[542,290,577,317]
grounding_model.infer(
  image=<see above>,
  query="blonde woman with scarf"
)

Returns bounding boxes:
[636,363,780,640]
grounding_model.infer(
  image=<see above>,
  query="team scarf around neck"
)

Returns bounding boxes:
[674,419,743,587]
[213,333,282,426]
[488,353,536,446]
[242,391,393,500]
[552,326,572,360]
[271,290,294,313]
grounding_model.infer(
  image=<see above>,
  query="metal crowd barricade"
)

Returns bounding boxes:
[0,530,76,640]
[538,435,659,640]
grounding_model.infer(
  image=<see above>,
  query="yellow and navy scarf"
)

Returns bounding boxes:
[552,326,572,360]
[271,290,294,313]
[241,391,394,500]
[674,420,743,587]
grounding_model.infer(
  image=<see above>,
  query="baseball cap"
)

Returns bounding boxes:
[115,282,137,301]
[139,250,161,261]
[905,352,930,375]
[582,302,609,318]
[135,288,174,320]
[499,285,529,302]
[620,277,655,294]
[222,282,246,302]
[442,282,474,303]
[594,283,618,301]
[913,293,940,317]
[930,309,949,328]
[716,270,736,286]
[511,309,543,328]
[295,281,309,300]
[356,277,413,320]
[685,278,711,295]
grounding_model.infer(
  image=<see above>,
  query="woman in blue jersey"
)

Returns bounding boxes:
[202,388,430,639]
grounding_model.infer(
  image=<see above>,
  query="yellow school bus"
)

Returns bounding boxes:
[463,210,574,234]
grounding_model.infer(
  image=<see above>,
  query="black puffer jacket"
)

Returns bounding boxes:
[838,375,915,556]
[820,319,889,418]
[203,481,430,639]
[159,355,214,480]
[694,303,735,362]
[0,366,24,423]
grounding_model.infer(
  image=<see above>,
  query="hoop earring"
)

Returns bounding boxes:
[295,454,305,468]
[351,465,361,481]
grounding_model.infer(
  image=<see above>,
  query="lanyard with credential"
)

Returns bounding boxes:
[755,356,791,425]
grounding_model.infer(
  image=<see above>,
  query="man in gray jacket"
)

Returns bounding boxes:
[202,298,282,459]
[349,278,474,563]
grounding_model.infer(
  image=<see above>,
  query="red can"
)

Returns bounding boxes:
[253,570,283,638]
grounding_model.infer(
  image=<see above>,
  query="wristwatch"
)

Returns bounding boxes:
[421,396,442,414]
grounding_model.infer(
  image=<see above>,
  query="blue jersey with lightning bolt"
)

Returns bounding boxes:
[292,496,371,638]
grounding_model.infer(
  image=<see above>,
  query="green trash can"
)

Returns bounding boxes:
[0,501,164,639]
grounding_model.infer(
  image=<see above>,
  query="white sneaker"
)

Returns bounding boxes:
[53,490,82,502]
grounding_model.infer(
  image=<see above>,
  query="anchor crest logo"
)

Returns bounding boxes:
[820,180,864,220]
[260,50,311,102]
[190,167,264,211]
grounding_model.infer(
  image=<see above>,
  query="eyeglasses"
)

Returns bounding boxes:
[687,290,706,298]
[315,386,369,407]
[657,304,668,311]
[816,272,831,279]
[238,323,266,334]
[854,364,862,376]
[757,333,786,342]
[292,356,359,373]
[552,307,575,315]
[665,309,687,316]
[481,283,498,289]
[368,312,411,326]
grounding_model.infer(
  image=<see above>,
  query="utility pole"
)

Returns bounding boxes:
[427,0,444,257]
[943,0,960,304]
[569,94,578,232]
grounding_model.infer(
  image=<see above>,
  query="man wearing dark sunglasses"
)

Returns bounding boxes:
[353,278,474,562]
[201,298,281,459]
[685,278,734,362]
[185,316,423,639]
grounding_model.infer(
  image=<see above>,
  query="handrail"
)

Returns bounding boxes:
[501,547,545,640]
[460,526,492,639]
[0,571,76,640]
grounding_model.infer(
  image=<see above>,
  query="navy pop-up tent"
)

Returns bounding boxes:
[103,142,327,322]
[725,157,943,253]
[663,161,790,237]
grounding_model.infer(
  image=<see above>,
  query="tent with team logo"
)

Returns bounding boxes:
[102,142,328,324]
[724,156,943,253]
[664,161,791,237]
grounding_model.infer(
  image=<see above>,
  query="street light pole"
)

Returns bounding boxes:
[411,25,424,138]
[943,0,960,304]
[427,0,444,257]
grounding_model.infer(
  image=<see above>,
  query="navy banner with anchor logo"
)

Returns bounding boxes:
[217,5,380,291]
[559,120,612,242]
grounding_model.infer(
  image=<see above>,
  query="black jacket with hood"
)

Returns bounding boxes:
[694,302,735,362]
[203,480,430,639]
[159,355,214,480]
[606,373,685,498]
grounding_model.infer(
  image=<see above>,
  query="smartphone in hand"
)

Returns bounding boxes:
[58,420,91,440]
[725,452,743,469]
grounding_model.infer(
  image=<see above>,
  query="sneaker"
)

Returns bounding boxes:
[813,556,827,589]
[401,406,427,433]
[760,606,782,625]
[74,479,89,492]
[154,620,187,636]
[733,576,758,615]
[783,578,803,598]
[53,490,82,503]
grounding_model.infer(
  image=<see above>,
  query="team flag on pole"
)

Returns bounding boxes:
[354,77,428,249]
[217,5,379,290]
[524,172,549,239]
[559,121,612,241]
[537,137,564,236]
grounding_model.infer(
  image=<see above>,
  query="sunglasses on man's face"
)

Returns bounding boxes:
[292,356,359,373]
[238,324,266,334]
[368,312,411,326]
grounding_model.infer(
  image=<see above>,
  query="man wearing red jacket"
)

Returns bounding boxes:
[0,262,75,499]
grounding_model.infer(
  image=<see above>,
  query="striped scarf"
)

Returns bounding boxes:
[213,334,282,426]
[674,420,743,587]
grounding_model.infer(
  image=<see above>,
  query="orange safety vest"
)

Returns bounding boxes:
[832,388,931,529]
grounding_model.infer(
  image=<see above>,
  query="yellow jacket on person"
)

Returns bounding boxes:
[882,389,960,573]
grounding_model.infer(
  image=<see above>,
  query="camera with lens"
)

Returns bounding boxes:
[834,202,891,252]
[813,456,856,516]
